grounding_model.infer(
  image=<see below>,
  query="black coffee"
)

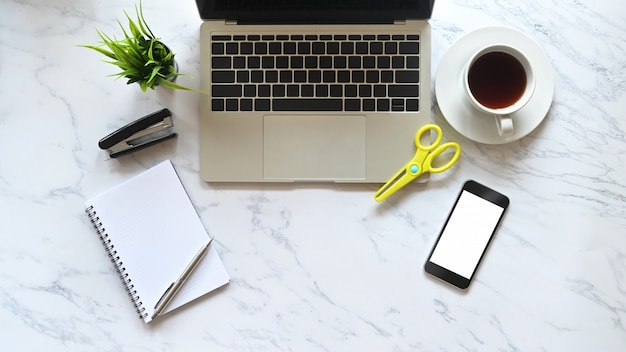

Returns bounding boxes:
[468,51,527,109]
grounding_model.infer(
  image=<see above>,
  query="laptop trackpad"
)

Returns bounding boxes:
[263,114,366,181]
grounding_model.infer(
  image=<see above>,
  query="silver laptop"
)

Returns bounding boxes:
[196,0,435,182]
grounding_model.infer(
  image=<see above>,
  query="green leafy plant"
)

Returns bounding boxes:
[81,2,201,92]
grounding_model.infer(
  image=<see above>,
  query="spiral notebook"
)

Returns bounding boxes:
[85,160,230,323]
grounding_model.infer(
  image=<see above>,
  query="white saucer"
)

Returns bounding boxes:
[435,26,555,144]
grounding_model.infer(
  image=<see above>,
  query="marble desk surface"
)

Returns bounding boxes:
[1,0,625,351]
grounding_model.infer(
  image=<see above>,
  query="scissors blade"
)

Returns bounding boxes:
[374,166,415,202]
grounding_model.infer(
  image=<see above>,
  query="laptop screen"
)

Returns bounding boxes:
[195,0,435,23]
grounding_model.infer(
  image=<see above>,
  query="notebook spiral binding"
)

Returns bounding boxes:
[85,206,148,320]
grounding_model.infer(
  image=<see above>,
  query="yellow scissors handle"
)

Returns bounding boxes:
[422,142,461,174]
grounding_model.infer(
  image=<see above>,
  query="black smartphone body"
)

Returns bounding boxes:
[425,180,510,289]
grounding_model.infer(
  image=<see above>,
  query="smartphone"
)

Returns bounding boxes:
[424,180,509,289]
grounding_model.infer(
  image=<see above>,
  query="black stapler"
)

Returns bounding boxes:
[98,108,178,158]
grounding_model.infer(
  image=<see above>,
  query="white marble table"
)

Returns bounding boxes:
[1,0,625,350]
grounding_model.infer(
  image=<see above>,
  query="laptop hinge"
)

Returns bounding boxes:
[225,20,237,25]
[394,20,406,25]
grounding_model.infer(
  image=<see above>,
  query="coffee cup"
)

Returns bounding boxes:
[464,44,535,137]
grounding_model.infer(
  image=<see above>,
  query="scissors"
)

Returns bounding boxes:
[374,124,461,202]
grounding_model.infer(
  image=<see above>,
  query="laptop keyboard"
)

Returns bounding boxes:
[210,34,420,112]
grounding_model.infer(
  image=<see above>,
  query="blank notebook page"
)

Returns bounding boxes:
[85,160,229,323]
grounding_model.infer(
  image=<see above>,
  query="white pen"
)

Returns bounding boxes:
[151,237,213,320]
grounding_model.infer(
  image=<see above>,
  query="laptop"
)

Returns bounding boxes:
[195,0,435,182]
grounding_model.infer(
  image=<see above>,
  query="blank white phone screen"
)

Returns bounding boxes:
[430,190,505,279]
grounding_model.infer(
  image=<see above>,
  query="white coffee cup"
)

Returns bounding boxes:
[464,44,535,137]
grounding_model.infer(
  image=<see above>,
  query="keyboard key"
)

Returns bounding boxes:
[348,34,361,40]
[377,99,390,111]
[356,42,368,54]
[345,85,357,97]
[366,70,379,83]
[248,35,260,41]
[211,35,231,41]
[226,42,238,54]
[327,42,340,54]
[273,99,342,111]
[330,85,342,97]
[212,43,224,55]
[255,99,270,111]
[363,56,376,69]
[294,70,307,82]
[359,84,372,97]
[287,85,299,97]
[374,85,386,97]
[212,85,242,97]
[262,56,275,68]
[388,85,419,97]
[237,71,249,83]
[241,42,253,54]
[255,42,267,54]
[381,71,394,83]
[337,70,350,83]
[316,84,329,97]
[276,56,289,69]
[348,56,361,69]
[212,71,235,83]
[269,42,282,54]
[251,70,263,83]
[262,35,275,40]
[212,57,231,69]
[308,70,322,83]
[301,85,314,97]
[258,85,270,97]
[233,56,246,69]
[322,70,336,83]
[370,42,383,54]
[279,70,293,83]
[212,99,224,111]
[266,70,279,83]
[298,42,310,54]
[305,35,318,40]
[385,42,397,54]
[305,56,318,68]
[407,56,420,68]
[406,99,419,111]
[363,99,376,111]
[399,42,420,54]
[319,56,333,68]
[341,42,354,54]
[284,42,296,54]
[244,85,256,97]
[377,34,390,40]
[334,56,347,69]
[291,56,303,68]
[392,56,405,69]
[312,42,325,54]
[241,99,253,111]
[352,70,365,83]
[377,56,390,68]
[248,56,260,68]
[392,99,404,111]
[273,85,286,97]
[396,70,419,83]
[226,99,238,111]
[345,99,360,111]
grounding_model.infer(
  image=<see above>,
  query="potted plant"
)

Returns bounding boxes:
[81,2,201,92]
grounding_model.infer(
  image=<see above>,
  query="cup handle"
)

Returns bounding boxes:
[495,114,514,137]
